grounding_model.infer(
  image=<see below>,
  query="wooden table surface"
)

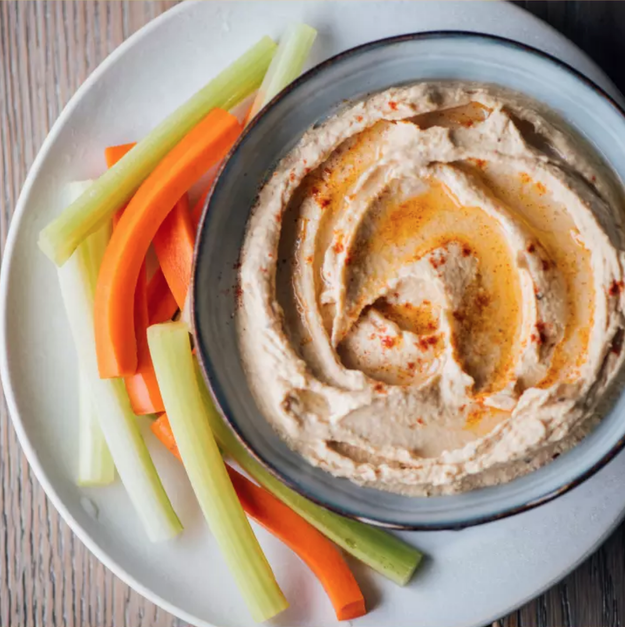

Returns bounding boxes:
[2,2,625,626]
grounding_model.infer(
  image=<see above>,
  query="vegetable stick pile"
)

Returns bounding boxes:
[40,26,423,623]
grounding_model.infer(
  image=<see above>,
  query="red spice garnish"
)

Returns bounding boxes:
[417,335,439,351]
[535,321,548,345]
[381,335,397,349]
[344,254,353,265]
[320,198,331,208]
[305,255,313,264]
[475,292,490,309]
[232,261,242,270]
[609,280,624,296]
[356,115,364,122]
[388,101,398,111]
[462,245,472,257]
[407,362,416,371]
[333,242,345,254]
[373,382,387,393]
[416,418,425,426]
[234,284,243,307]
[536,181,547,194]
[289,172,296,181]
[462,120,474,128]
[542,259,551,271]
[429,255,446,269]
[527,243,536,253]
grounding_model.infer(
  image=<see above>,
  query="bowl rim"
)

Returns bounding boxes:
[192,29,625,531]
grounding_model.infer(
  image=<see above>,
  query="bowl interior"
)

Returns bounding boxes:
[193,32,625,529]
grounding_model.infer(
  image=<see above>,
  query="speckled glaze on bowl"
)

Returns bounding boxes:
[192,32,625,530]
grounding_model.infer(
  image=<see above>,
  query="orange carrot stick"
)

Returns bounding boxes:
[104,142,136,167]
[105,143,164,414]
[146,183,211,320]
[149,176,215,317]
[151,414,366,621]
[95,109,242,377]
[147,268,179,324]
[123,266,164,414]
[149,164,220,315]
[152,194,195,309]
[107,143,180,324]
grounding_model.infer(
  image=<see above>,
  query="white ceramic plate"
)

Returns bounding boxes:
[2,2,625,627]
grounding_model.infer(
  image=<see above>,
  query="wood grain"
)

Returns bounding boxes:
[1,2,624,627]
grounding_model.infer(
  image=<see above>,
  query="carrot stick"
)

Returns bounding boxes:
[151,414,366,621]
[105,143,164,414]
[148,172,216,318]
[123,265,164,414]
[104,143,136,167]
[146,183,211,320]
[152,194,195,309]
[229,465,367,621]
[150,176,215,317]
[147,268,179,324]
[95,108,242,377]
[108,143,180,324]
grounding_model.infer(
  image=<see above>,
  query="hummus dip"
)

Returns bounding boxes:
[237,83,625,495]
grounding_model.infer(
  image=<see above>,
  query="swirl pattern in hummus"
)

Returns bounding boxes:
[238,83,625,495]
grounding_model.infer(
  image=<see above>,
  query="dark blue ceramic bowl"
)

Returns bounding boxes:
[192,32,625,529]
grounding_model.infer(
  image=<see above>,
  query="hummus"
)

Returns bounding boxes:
[237,83,625,495]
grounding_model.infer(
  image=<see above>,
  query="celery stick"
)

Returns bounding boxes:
[78,371,115,486]
[247,23,317,123]
[66,182,115,487]
[40,36,277,266]
[193,360,422,586]
[148,322,287,622]
[58,187,182,541]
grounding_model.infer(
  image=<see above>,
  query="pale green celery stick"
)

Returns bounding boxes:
[40,36,277,266]
[193,361,423,586]
[65,181,115,487]
[58,189,182,541]
[247,24,317,123]
[148,322,287,622]
[78,370,115,486]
